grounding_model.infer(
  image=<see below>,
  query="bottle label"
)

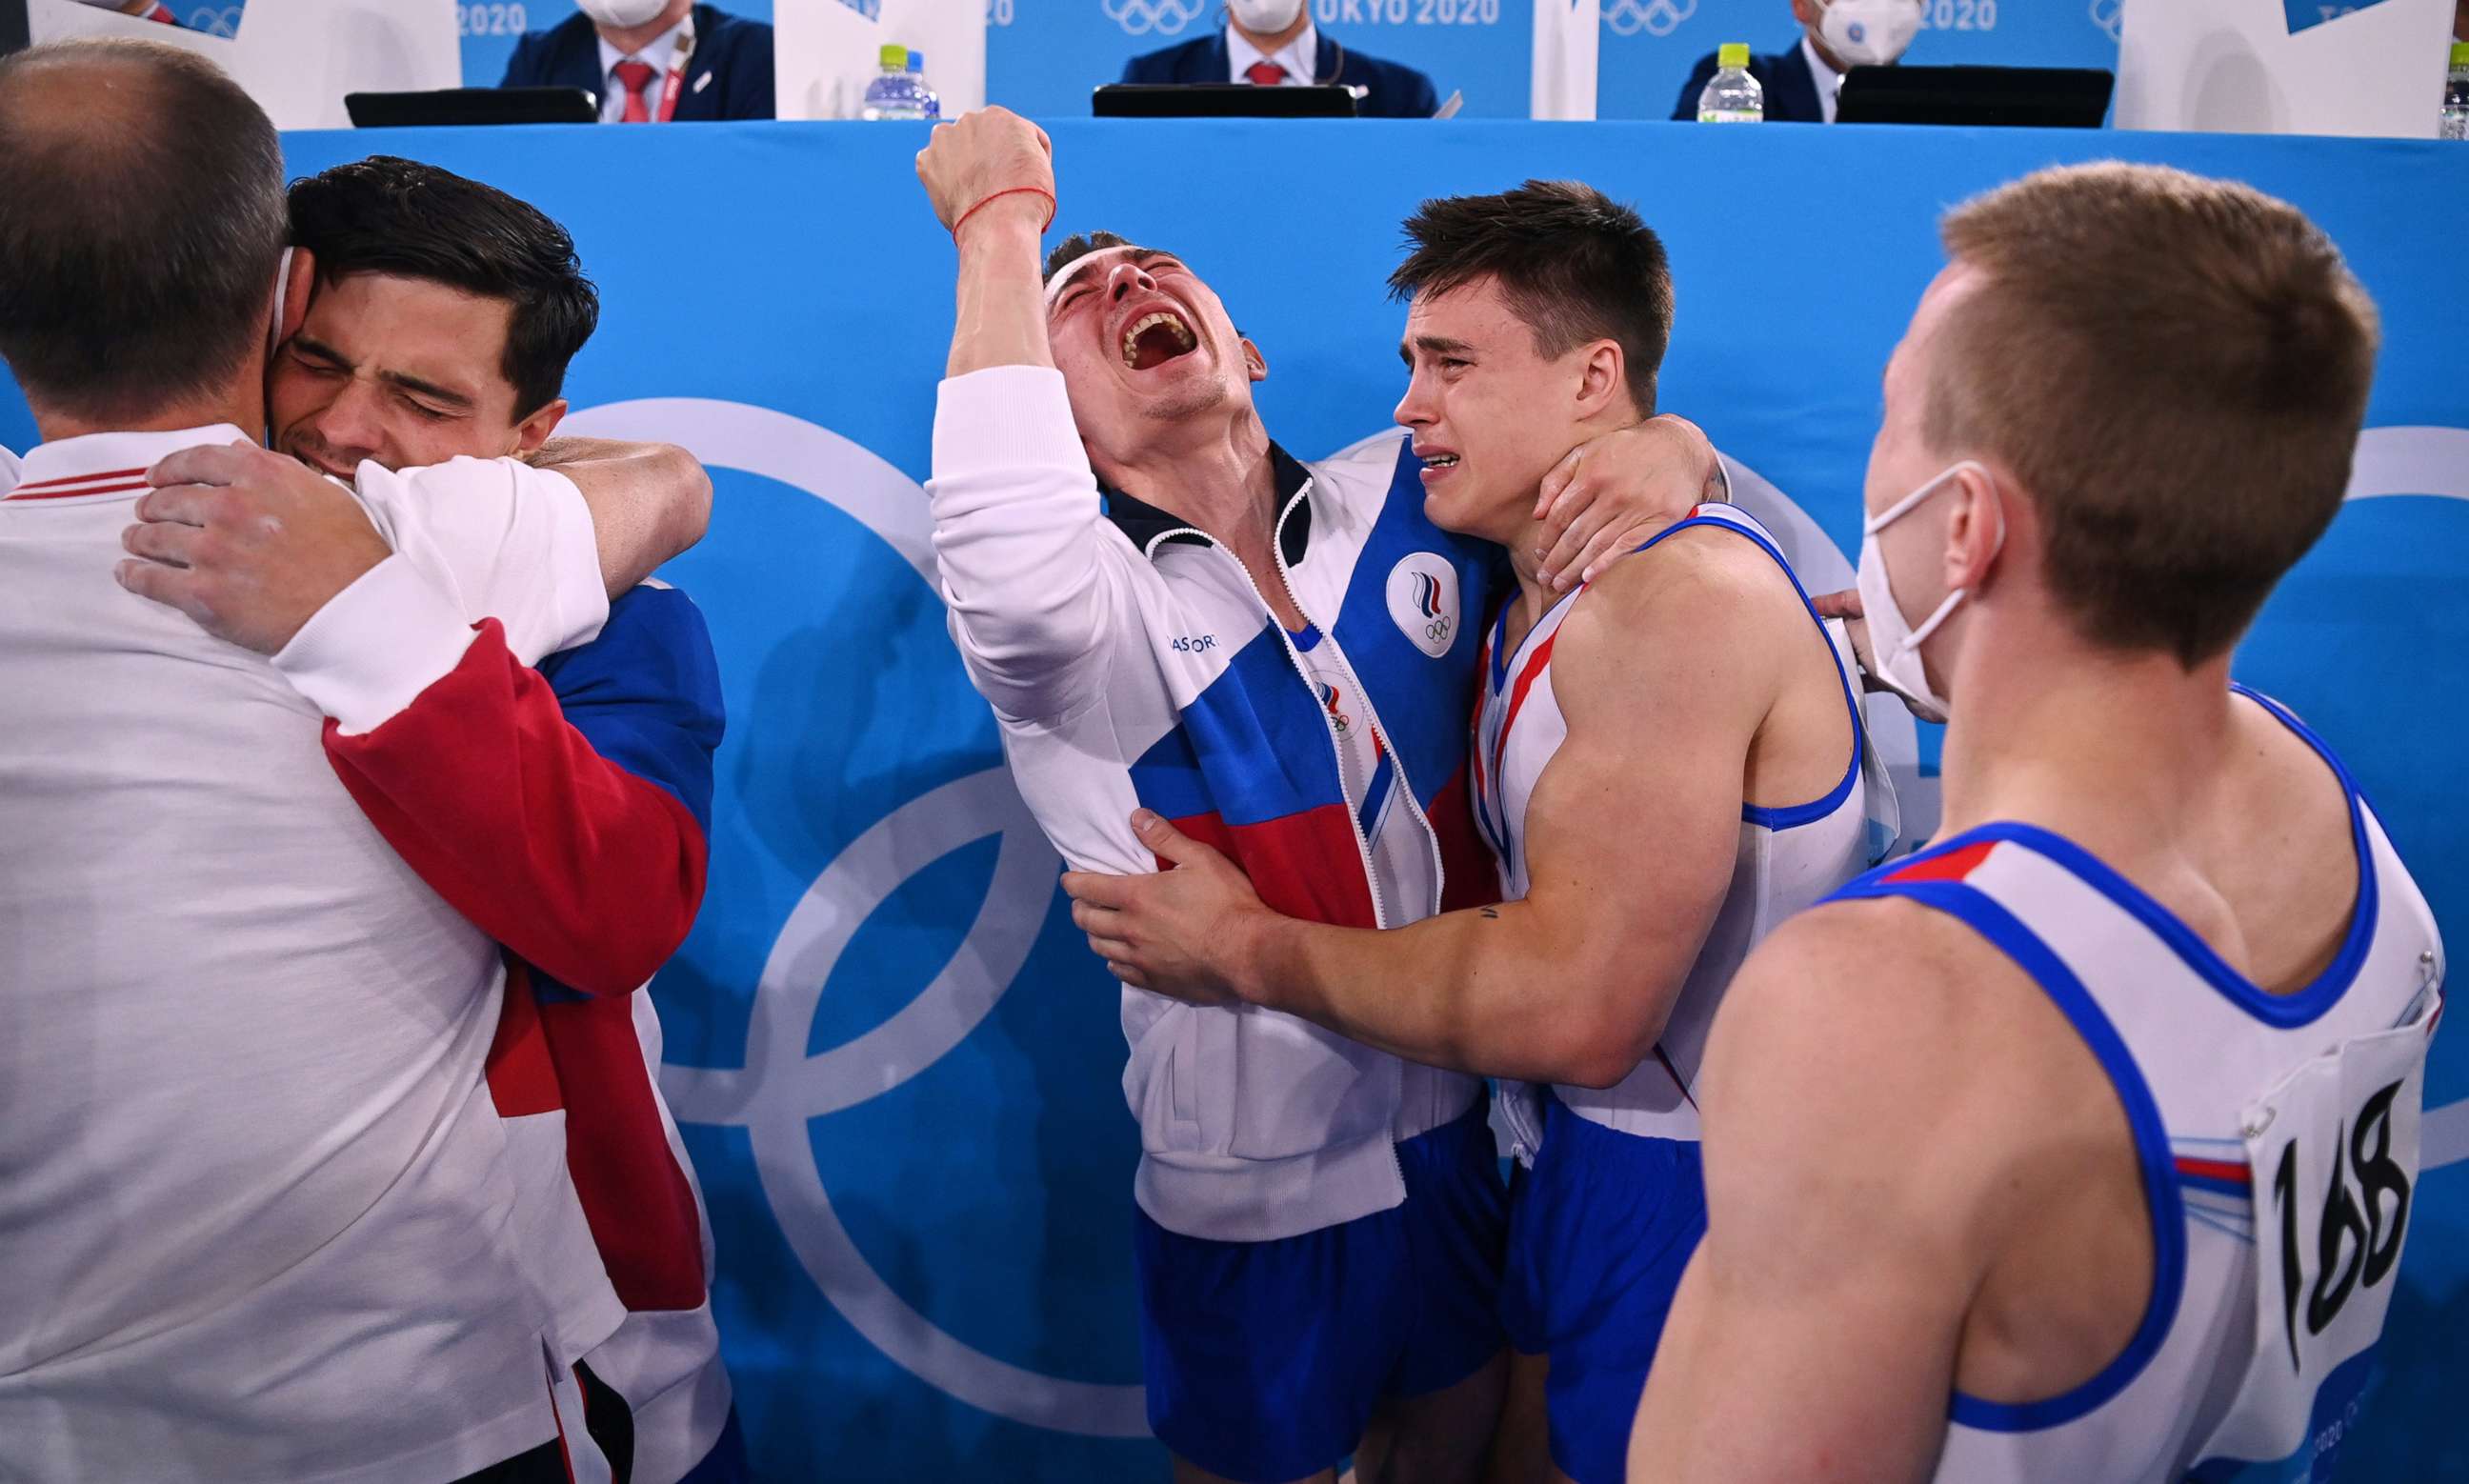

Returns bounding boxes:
[1697,110,1763,123]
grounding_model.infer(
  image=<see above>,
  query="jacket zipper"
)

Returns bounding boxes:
[1264,487,1451,928]
[1147,511,1390,928]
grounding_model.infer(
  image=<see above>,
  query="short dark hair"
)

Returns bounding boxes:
[0,40,286,422]
[1931,163,2379,666]
[287,156,600,417]
[1390,181,1674,418]
[1044,231,1141,285]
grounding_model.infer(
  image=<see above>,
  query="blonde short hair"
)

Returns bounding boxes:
[1928,162,2380,667]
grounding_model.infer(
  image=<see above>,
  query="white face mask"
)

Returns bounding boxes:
[1854,459,1999,722]
[1816,0,1922,69]
[575,0,672,29]
[1227,0,1306,35]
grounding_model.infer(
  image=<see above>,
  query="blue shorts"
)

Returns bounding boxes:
[1133,1099,1509,1484]
[1499,1094,1708,1484]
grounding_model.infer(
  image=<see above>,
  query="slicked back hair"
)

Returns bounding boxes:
[1389,180,1674,418]
[1929,162,2379,667]
[287,155,600,418]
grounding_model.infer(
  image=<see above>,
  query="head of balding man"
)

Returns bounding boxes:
[0,40,287,425]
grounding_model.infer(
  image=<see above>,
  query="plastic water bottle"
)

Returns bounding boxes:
[2443,42,2469,141]
[859,44,927,121]
[1697,42,1764,123]
[907,49,941,121]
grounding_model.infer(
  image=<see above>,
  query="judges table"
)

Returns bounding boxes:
[4,120,2464,1481]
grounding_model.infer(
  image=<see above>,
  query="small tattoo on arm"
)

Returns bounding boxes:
[1479,908,1500,919]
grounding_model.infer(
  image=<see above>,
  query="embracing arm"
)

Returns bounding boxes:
[1249,568,1765,1083]
[529,437,712,597]
[1072,548,1774,1087]
[319,589,723,997]
[1631,904,1994,1483]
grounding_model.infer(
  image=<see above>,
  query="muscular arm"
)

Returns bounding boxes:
[944,209,1052,376]
[919,108,1056,376]
[1074,535,1806,1087]
[1631,903,1999,1483]
[529,437,713,597]
[1245,555,1770,1085]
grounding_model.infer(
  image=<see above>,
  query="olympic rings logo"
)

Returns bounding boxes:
[1104,0,1211,37]
[562,399,1150,1438]
[1602,0,1696,39]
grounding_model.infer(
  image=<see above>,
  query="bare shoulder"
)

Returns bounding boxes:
[1711,891,2127,1234]
[1551,521,1806,705]
[1712,897,1994,1103]
[1560,520,1797,666]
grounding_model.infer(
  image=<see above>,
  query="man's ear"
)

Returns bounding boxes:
[1242,336,1269,384]
[1574,338,1626,419]
[276,247,316,350]
[512,398,568,458]
[1942,462,2012,593]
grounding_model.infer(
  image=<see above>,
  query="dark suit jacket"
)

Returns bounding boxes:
[1121,29,1439,119]
[1670,36,1824,123]
[500,3,774,121]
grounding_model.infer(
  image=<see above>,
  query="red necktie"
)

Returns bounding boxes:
[1244,61,1286,87]
[613,59,657,123]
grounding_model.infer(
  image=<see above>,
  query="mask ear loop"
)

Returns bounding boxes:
[267,245,295,358]
[1890,464,2008,654]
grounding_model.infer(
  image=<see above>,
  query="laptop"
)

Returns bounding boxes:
[1836,66,2114,128]
[1093,83,1357,119]
[345,87,599,129]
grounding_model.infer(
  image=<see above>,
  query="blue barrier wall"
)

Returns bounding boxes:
[2,121,2463,1481]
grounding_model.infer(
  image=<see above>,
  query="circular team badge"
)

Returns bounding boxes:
[1386,551,1461,658]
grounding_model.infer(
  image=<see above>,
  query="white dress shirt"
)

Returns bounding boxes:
[1228,21,1321,87]
[1803,32,1845,123]
[595,13,694,124]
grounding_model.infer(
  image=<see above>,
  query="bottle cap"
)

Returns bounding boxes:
[909,50,927,71]
[879,43,907,69]
[2452,40,2469,65]
[1719,42,1750,70]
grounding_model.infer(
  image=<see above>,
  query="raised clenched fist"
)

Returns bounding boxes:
[915,106,1055,241]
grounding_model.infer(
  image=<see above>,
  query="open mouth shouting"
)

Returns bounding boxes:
[1115,302,1201,372]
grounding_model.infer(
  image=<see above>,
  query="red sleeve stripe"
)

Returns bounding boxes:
[10,465,148,491]
[5,475,151,501]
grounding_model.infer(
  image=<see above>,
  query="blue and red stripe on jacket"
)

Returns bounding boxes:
[1114,444,1504,925]
[319,583,725,1312]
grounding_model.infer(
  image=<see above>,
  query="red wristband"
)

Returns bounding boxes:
[953,186,1056,241]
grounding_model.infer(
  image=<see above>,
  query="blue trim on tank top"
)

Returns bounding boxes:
[1830,686,2379,1029]
[1290,622,1321,652]
[1631,510,1863,832]
[1828,874,2187,1433]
